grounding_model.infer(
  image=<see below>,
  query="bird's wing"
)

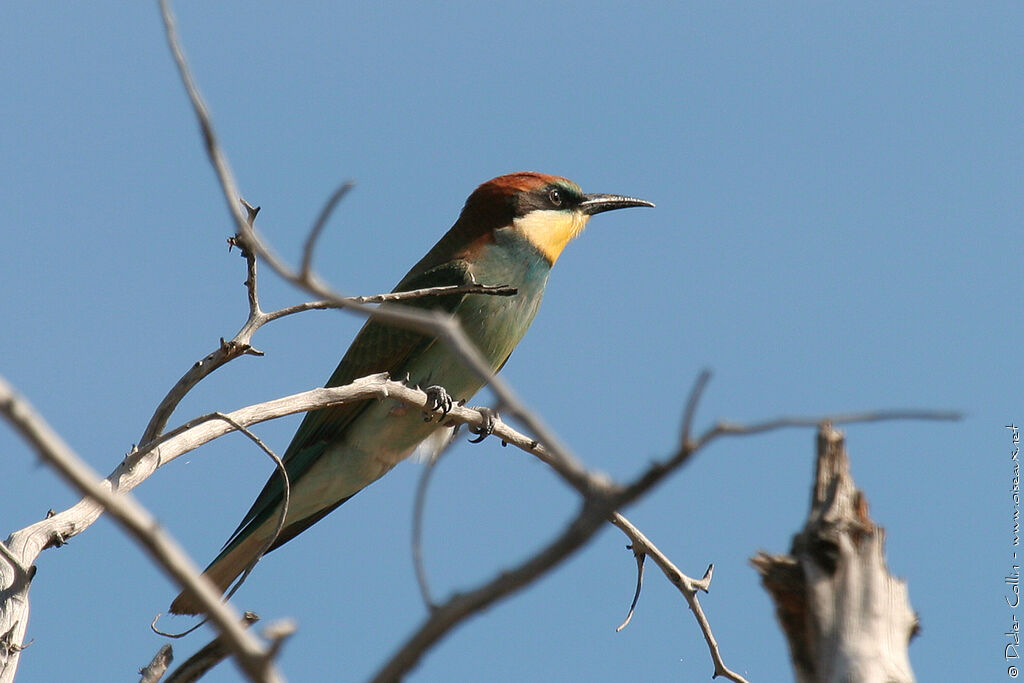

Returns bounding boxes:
[220,258,472,552]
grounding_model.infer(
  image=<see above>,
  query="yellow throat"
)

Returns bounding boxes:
[513,209,590,264]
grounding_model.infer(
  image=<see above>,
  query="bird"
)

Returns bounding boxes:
[170,171,653,614]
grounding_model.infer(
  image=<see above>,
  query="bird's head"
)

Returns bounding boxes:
[455,172,654,265]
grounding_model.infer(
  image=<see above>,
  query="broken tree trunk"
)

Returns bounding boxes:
[751,424,919,683]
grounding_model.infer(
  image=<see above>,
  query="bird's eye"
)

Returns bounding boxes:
[548,188,563,206]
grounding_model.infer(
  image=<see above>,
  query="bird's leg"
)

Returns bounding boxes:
[422,385,454,421]
[467,407,498,443]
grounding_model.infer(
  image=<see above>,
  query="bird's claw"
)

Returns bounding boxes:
[422,385,453,421]
[468,407,498,443]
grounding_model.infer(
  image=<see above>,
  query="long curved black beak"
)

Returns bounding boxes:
[580,193,656,216]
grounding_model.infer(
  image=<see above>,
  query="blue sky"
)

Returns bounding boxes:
[1,2,1019,681]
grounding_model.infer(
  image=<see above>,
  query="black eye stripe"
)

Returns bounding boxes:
[514,183,582,216]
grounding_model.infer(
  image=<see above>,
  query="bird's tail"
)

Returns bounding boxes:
[168,530,267,615]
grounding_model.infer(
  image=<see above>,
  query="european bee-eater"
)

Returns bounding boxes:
[170,172,653,614]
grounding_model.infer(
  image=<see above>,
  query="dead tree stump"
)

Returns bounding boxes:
[751,424,919,683]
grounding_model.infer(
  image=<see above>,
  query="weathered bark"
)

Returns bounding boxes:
[752,424,918,683]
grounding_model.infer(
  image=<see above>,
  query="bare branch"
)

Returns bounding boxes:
[0,376,282,683]
[373,373,957,681]
[614,545,644,632]
[301,181,354,278]
[231,215,262,318]
[680,368,712,448]
[370,497,610,683]
[140,338,257,445]
[211,416,290,609]
[159,0,246,241]
[5,374,508,589]
[412,453,443,611]
[257,285,517,326]
[348,283,517,304]
[610,513,748,683]
[2,367,597,682]
[620,402,960,507]
[261,618,297,664]
[696,408,961,449]
[138,275,516,446]
[163,612,259,683]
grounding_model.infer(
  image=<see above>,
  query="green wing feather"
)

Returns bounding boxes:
[217,258,473,556]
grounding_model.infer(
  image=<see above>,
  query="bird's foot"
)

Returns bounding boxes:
[468,407,498,443]
[422,385,454,421]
